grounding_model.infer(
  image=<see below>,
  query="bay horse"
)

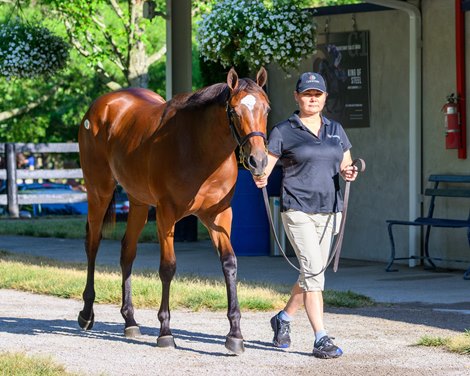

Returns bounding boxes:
[77,67,269,354]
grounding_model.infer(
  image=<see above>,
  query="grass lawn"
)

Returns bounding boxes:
[0,215,210,242]
[0,250,374,311]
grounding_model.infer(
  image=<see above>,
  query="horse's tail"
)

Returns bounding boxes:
[102,189,117,236]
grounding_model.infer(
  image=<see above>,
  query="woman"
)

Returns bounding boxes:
[253,72,358,359]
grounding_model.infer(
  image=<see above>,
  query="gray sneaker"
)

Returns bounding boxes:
[312,335,343,359]
[270,312,291,348]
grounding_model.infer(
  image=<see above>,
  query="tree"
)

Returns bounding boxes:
[43,0,167,89]
[0,0,169,142]
[0,0,357,142]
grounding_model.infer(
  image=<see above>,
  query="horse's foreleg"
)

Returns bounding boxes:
[120,202,149,338]
[156,209,177,348]
[221,251,244,354]
[78,192,114,331]
[203,207,245,355]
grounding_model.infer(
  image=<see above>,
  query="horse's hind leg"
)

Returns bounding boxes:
[77,180,116,331]
[119,201,149,337]
[201,207,244,355]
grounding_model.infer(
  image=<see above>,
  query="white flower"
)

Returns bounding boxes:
[196,0,315,72]
[0,20,69,79]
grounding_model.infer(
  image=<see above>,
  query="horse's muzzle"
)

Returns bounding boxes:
[247,151,268,177]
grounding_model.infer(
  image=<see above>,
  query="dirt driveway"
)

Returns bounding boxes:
[0,289,469,376]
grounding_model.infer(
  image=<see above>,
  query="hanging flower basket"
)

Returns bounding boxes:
[196,0,316,73]
[0,20,70,79]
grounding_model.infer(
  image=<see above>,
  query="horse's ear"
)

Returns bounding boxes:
[256,67,268,88]
[227,67,239,90]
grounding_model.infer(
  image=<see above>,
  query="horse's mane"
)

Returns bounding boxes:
[160,78,268,124]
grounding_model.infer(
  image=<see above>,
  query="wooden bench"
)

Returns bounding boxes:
[385,174,470,280]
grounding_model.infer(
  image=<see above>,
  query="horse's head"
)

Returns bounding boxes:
[226,67,269,177]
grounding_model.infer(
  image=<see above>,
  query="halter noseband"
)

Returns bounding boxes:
[226,102,267,168]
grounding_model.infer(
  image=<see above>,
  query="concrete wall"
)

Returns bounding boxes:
[422,0,470,266]
[266,0,470,269]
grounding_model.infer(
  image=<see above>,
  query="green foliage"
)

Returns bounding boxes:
[0,0,357,142]
[416,335,448,347]
[0,4,105,142]
[197,58,233,88]
[148,56,166,97]
[44,0,103,32]
[0,1,167,143]
[42,0,166,86]
[0,60,102,142]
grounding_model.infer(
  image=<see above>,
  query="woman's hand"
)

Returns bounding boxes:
[253,174,268,188]
[252,153,279,189]
[341,165,358,182]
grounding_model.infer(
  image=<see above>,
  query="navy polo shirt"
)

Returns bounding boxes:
[268,112,352,213]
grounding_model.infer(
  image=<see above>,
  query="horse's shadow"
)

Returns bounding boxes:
[0,316,284,356]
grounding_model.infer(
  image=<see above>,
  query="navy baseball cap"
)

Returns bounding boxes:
[295,72,327,93]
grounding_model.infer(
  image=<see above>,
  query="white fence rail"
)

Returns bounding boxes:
[0,143,84,217]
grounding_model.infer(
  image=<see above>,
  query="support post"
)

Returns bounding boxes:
[165,0,197,241]
[456,0,467,159]
[5,143,19,218]
[165,0,192,98]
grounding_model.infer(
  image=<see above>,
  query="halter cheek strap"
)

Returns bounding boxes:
[226,103,266,147]
[226,103,267,168]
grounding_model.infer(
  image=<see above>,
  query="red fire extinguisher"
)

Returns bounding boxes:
[442,93,461,149]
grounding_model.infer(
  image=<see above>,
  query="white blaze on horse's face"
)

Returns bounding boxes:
[240,94,257,112]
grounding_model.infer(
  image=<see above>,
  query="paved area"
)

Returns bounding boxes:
[1,235,469,306]
[1,235,470,376]
[2,289,469,376]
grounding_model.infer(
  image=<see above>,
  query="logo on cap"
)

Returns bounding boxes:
[305,74,319,83]
[296,72,326,93]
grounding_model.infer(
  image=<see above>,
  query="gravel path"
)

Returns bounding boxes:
[1,289,469,376]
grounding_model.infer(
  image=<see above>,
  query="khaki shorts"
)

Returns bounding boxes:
[281,210,341,292]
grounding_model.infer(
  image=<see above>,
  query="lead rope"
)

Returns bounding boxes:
[261,158,366,278]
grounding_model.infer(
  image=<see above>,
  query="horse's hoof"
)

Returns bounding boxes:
[124,326,141,338]
[225,336,245,355]
[157,335,176,348]
[78,310,94,331]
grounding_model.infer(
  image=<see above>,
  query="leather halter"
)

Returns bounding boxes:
[226,102,267,168]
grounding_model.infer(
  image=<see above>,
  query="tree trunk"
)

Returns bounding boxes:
[128,0,149,88]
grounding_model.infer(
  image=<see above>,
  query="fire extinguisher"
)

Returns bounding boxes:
[442,93,461,149]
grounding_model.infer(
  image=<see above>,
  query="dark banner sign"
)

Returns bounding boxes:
[313,31,371,128]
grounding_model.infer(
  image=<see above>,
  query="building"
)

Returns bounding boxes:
[267,0,470,270]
